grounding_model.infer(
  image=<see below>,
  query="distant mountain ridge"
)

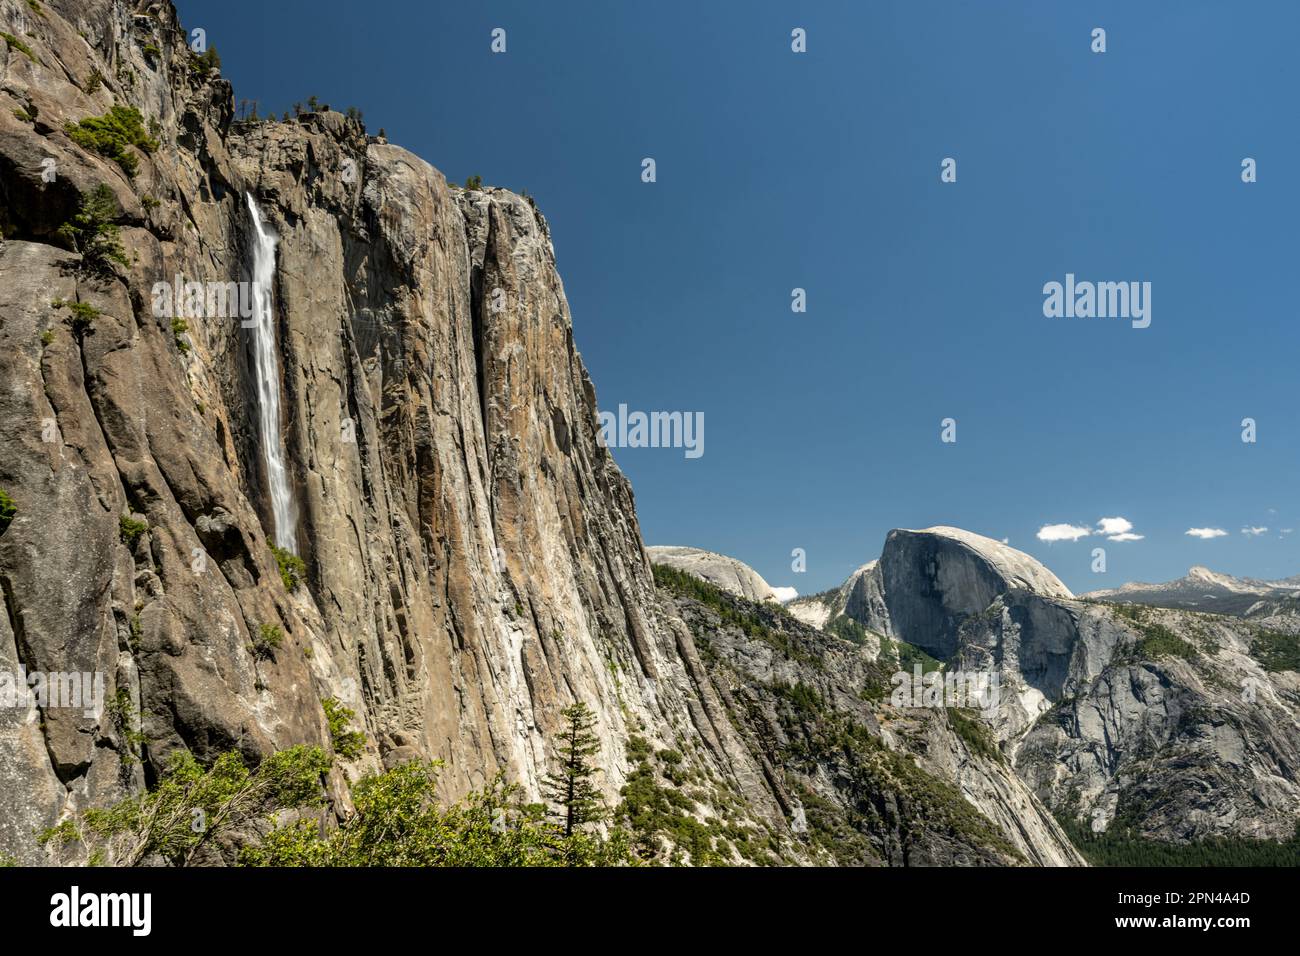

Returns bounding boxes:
[1083,566,1300,615]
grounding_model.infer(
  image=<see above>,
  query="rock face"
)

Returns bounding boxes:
[661,575,1084,866]
[0,0,1084,868]
[813,527,1300,845]
[647,546,780,603]
[0,0,787,864]
[881,528,1072,659]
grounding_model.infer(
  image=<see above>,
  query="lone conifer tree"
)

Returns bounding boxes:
[542,702,604,837]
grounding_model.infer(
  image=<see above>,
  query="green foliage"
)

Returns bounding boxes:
[321,697,366,760]
[13,107,33,123]
[616,738,724,865]
[269,540,305,590]
[880,634,944,673]
[241,761,636,867]
[56,184,128,273]
[1133,620,1199,661]
[253,623,282,658]
[84,69,103,94]
[0,489,15,534]
[170,316,190,352]
[142,43,161,60]
[1,32,35,62]
[105,688,147,763]
[118,514,147,546]
[64,105,159,177]
[40,745,330,866]
[542,702,605,838]
[141,193,160,210]
[946,708,1003,763]
[464,174,483,190]
[826,614,870,646]
[53,298,102,337]
[344,105,363,123]
[1058,815,1300,867]
[191,46,221,75]
[653,563,823,668]
[1251,628,1300,673]
[40,329,54,345]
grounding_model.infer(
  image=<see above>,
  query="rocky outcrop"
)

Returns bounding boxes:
[789,560,887,631]
[1083,566,1300,616]
[660,574,1084,865]
[880,528,1072,659]
[0,0,805,864]
[647,546,781,603]
[811,527,1300,845]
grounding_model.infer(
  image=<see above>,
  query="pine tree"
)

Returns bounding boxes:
[542,702,604,837]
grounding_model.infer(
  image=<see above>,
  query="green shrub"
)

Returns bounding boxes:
[40,745,331,866]
[170,317,190,353]
[55,184,128,273]
[254,623,283,657]
[241,760,637,867]
[84,69,103,94]
[142,43,160,61]
[1,32,35,62]
[64,105,158,177]
[13,107,33,123]
[464,174,483,190]
[190,46,220,75]
[946,708,1003,763]
[321,696,366,760]
[40,329,54,345]
[269,540,306,591]
[1252,629,1300,673]
[53,299,101,336]
[118,514,147,546]
[0,489,15,534]
[1134,621,1198,661]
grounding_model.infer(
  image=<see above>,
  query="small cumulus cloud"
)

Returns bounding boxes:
[770,586,798,603]
[1097,517,1144,541]
[1186,528,1228,539]
[1037,523,1092,543]
[1036,516,1143,543]
[1242,526,1269,537]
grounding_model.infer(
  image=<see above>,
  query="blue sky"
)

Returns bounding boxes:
[175,0,1300,595]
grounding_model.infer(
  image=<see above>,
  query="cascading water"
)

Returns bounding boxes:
[245,193,298,553]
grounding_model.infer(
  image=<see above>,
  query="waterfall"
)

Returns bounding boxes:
[245,193,298,553]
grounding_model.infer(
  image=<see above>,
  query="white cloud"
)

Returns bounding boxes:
[1241,526,1268,537]
[1037,523,1092,542]
[770,586,798,603]
[1096,517,1133,536]
[1281,529,1294,536]
[1185,527,1228,539]
[1036,516,1143,543]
